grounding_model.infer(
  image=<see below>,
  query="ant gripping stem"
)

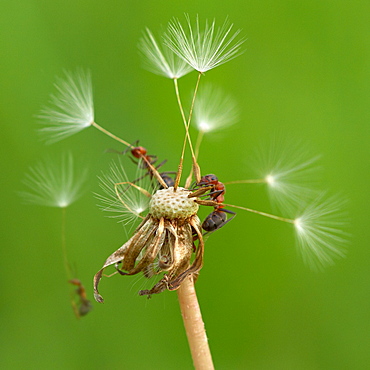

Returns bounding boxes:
[195,174,236,232]
[93,121,168,188]
[129,145,171,189]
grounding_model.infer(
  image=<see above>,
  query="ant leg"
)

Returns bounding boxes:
[129,157,140,166]
[125,160,166,187]
[147,154,158,165]
[215,209,236,230]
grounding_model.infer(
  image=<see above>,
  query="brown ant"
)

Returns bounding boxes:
[112,142,176,189]
[195,174,236,232]
[69,279,93,318]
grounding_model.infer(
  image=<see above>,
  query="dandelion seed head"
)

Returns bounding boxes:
[149,187,199,219]
[164,14,245,73]
[139,28,193,79]
[292,194,348,271]
[38,69,94,144]
[193,84,239,133]
[20,153,87,208]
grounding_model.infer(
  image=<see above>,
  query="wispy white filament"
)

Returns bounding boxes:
[96,159,153,226]
[139,28,193,79]
[293,194,348,271]
[20,153,88,208]
[38,69,94,143]
[254,139,322,214]
[164,14,245,73]
[193,84,239,133]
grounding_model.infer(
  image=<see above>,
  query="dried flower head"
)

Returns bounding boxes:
[193,84,239,133]
[139,28,193,79]
[20,153,87,208]
[164,14,245,73]
[38,69,94,143]
[94,186,206,302]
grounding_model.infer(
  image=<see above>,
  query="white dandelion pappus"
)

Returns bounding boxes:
[139,28,193,79]
[293,194,348,271]
[193,84,239,133]
[96,159,154,226]
[164,14,245,73]
[20,153,88,208]
[38,69,94,143]
[253,139,322,214]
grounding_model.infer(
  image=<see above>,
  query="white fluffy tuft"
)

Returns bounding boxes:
[164,14,245,73]
[139,28,193,79]
[38,69,94,143]
[293,194,349,271]
[193,84,239,133]
[20,153,87,208]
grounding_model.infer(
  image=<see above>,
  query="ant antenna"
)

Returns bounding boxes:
[173,72,202,190]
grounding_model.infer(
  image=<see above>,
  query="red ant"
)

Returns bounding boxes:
[196,174,236,232]
[69,279,93,318]
[112,142,176,188]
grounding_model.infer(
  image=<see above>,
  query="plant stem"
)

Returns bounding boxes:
[177,276,214,370]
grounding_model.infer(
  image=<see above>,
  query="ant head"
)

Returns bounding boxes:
[131,146,147,158]
[198,174,218,186]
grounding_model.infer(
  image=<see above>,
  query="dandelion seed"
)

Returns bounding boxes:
[20,153,88,208]
[96,159,153,226]
[253,139,322,214]
[193,84,239,133]
[38,69,94,143]
[164,14,245,73]
[293,194,348,271]
[139,28,193,79]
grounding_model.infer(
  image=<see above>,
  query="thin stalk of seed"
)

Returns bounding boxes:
[61,207,72,280]
[174,72,202,190]
[223,203,295,224]
[223,179,267,185]
[177,276,214,370]
[185,130,204,188]
[92,121,133,147]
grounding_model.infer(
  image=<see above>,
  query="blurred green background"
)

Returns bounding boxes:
[1,1,369,369]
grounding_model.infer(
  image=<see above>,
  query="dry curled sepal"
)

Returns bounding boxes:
[93,214,205,301]
[139,215,204,296]
[93,238,131,303]
[93,215,152,303]
[167,216,204,291]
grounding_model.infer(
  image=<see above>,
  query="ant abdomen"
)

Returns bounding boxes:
[202,210,227,232]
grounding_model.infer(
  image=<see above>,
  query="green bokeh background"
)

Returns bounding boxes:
[1,1,369,369]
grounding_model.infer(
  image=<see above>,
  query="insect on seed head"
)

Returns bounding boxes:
[149,187,199,220]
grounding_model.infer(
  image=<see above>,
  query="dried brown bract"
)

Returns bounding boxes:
[93,187,207,302]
